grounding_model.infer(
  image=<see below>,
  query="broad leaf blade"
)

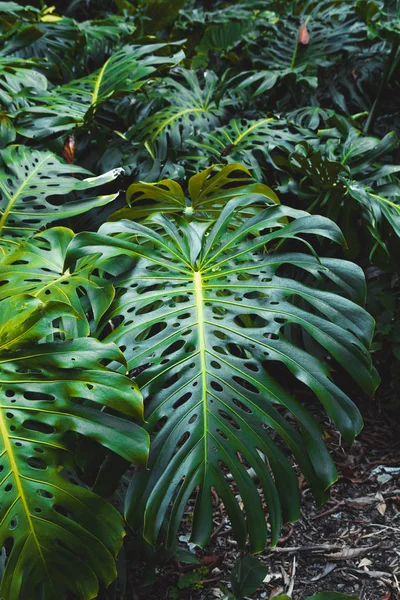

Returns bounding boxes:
[0,305,147,599]
[0,145,121,249]
[69,198,377,553]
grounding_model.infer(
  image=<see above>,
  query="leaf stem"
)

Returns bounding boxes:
[364,41,400,133]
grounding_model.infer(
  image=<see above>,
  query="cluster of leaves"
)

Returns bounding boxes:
[0,0,398,599]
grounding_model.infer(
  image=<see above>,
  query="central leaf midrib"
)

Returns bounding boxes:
[0,407,52,584]
[0,155,49,237]
[193,271,208,474]
[152,107,206,142]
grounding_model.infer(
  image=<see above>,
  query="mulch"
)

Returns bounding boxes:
[129,401,400,600]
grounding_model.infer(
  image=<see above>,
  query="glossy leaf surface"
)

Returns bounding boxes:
[0,145,121,250]
[0,296,147,599]
[69,197,378,553]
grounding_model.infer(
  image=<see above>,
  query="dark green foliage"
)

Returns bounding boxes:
[0,0,397,598]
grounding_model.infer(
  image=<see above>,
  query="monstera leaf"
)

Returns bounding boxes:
[0,294,148,599]
[16,43,184,139]
[238,4,365,94]
[68,195,378,553]
[0,57,48,110]
[133,69,229,161]
[0,227,114,336]
[0,145,122,250]
[285,121,400,262]
[110,164,279,221]
[189,118,304,179]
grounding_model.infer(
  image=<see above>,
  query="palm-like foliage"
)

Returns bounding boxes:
[68,194,378,552]
[0,0,397,596]
[0,227,114,336]
[189,118,305,180]
[282,117,400,264]
[236,3,366,96]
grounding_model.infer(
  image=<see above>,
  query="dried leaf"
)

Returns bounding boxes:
[375,492,387,516]
[298,23,310,45]
[358,558,372,568]
[62,134,75,164]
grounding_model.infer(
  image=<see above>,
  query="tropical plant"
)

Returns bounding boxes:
[189,118,305,180]
[131,68,230,161]
[1,0,398,597]
[68,185,378,552]
[16,43,184,140]
[110,163,279,222]
[0,145,122,251]
[0,292,147,599]
[280,116,400,265]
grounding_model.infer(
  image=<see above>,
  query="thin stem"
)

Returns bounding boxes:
[364,41,400,134]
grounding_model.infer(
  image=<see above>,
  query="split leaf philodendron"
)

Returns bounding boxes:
[1,0,396,594]
[0,295,148,599]
[68,188,378,553]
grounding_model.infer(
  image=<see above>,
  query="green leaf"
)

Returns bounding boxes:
[0,227,114,336]
[174,547,200,565]
[0,145,122,250]
[230,555,268,598]
[189,118,303,180]
[69,191,378,553]
[0,295,78,350]
[16,44,184,139]
[133,69,228,161]
[112,164,278,222]
[0,300,148,599]
[0,57,48,111]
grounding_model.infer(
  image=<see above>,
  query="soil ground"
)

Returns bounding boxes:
[130,402,400,600]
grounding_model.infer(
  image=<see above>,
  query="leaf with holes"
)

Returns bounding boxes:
[0,57,48,111]
[189,118,303,180]
[0,295,148,600]
[0,227,114,336]
[284,123,400,264]
[236,5,365,95]
[15,43,184,139]
[68,194,378,553]
[110,164,278,222]
[0,145,122,251]
[133,69,228,161]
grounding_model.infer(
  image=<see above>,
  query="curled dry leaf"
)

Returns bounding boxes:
[62,134,75,164]
[298,23,310,45]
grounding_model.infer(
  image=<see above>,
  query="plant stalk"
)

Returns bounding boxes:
[364,41,400,134]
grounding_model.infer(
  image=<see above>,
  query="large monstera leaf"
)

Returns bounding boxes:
[132,69,229,161]
[189,118,304,180]
[0,145,122,250]
[68,196,378,553]
[0,227,114,336]
[0,294,148,599]
[16,43,184,139]
[110,164,279,222]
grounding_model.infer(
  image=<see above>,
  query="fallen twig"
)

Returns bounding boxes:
[324,543,380,560]
[270,544,342,554]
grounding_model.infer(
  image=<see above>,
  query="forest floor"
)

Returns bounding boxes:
[130,401,400,600]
